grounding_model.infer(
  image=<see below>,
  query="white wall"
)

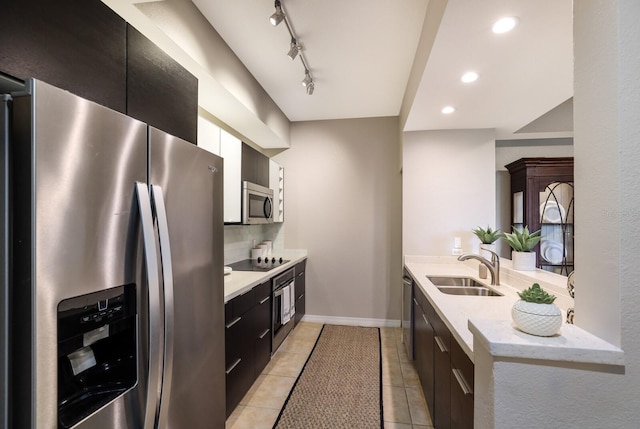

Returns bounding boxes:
[574,0,640,415]
[495,139,574,171]
[273,117,402,322]
[473,2,640,427]
[403,129,496,256]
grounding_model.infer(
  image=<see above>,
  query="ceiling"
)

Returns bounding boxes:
[191,0,573,139]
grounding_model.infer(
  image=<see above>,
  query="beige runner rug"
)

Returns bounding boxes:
[273,324,383,429]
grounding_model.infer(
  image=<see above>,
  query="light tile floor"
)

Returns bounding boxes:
[226,322,433,429]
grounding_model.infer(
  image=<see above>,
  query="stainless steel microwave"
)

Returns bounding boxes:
[242,181,274,224]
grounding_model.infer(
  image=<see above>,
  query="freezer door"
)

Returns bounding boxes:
[11,80,149,428]
[149,127,225,428]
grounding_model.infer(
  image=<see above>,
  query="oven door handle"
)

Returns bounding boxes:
[273,280,294,297]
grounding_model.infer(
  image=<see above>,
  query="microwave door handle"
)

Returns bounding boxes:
[264,197,272,219]
[135,182,162,429]
[151,185,175,429]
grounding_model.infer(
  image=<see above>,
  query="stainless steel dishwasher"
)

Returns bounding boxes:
[402,269,414,360]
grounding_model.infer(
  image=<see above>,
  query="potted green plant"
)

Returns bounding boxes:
[512,283,562,336]
[502,225,542,271]
[472,226,501,258]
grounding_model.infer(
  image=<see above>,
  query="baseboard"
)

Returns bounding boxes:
[301,314,401,328]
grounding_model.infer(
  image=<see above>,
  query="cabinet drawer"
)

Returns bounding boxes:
[432,309,451,429]
[254,327,271,377]
[294,292,305,325]
[253,295,271,335]
[225,355,253,418]
[254,280,271,305]
[231,289,255,319]
[225,310,252,365]
[450,338,474,429]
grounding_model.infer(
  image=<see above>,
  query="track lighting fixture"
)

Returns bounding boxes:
[269,0,285,26]
[287,38,301,60]
[270,0,315,95]
[301,70,312,88]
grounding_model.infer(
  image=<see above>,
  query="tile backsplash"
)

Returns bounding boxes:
[224,223,285,265]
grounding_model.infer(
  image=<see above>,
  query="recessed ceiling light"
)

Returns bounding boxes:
[492,17,518,34]
[442,106,455,114]
[461,72,479,83]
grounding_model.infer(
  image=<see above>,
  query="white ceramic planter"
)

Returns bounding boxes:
[512,300,562,337]
[480,243,497,260]
[512,251,537,271]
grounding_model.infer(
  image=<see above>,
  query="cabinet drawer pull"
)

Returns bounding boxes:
[421,313,429,326]
[452,368,473,396]
[413,298,420,307]
[297,293,305,300]
[297,272,304,277]
[259,296,270,304]
[226,358,241,375]
[258,329,270,339]
[225,316,242,329]
[434,336,448,353]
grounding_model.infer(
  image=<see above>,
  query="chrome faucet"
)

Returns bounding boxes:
[457,250,501,285]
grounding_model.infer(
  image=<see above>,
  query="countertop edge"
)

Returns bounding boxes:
[224,250,308,302]
[468,318,625,367]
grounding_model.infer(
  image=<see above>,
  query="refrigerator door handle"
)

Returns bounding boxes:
[151,185,175,429]
[135,182,163,429]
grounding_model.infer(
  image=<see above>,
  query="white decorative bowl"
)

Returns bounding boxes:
[512,300,562,337]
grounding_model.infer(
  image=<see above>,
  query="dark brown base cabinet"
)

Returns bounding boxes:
[294,260,306,325]
[413,285,474,429]
[413,290,435,420]
[225,280,271,417]
[433,306,452,429]
[451,338,474,429]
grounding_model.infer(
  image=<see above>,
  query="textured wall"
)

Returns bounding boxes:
[274,117,402,322]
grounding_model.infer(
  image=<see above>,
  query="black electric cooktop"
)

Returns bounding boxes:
[228,257,290,272]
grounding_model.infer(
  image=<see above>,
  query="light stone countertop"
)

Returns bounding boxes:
[404,255,624,367]
[224,249,308,302]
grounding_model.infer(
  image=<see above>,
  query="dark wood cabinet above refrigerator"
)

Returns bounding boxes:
[0,0,198,145]
[126,25,198,145]
[0,0,127,113]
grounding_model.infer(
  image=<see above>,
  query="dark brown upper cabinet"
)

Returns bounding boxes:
[241,143,269,187]
[126,25,198,144]
[0,0,127,113]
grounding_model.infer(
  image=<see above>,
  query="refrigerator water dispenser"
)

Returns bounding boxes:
[57,284,137,428]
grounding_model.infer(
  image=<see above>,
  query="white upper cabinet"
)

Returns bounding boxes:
[269,159,284,223]
[197,115,221,156]
[220,129,242,223]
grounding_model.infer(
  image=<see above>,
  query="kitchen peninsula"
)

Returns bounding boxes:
[404,255,624,429]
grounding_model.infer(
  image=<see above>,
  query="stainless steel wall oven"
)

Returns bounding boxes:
[271,268,295,353]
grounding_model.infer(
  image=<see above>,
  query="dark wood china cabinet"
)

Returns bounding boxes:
[505,157,574,275]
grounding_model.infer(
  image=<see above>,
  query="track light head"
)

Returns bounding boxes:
[287,39,301,60]
[301,70,312,88]
[306,82,315,95]
[270,0,285,26]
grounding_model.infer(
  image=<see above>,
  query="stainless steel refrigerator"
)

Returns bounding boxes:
[3,79,225,428]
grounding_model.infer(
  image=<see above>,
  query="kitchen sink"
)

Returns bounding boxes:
[435,286,503,297]
[426,276,503,297]
[427,276,485,287]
